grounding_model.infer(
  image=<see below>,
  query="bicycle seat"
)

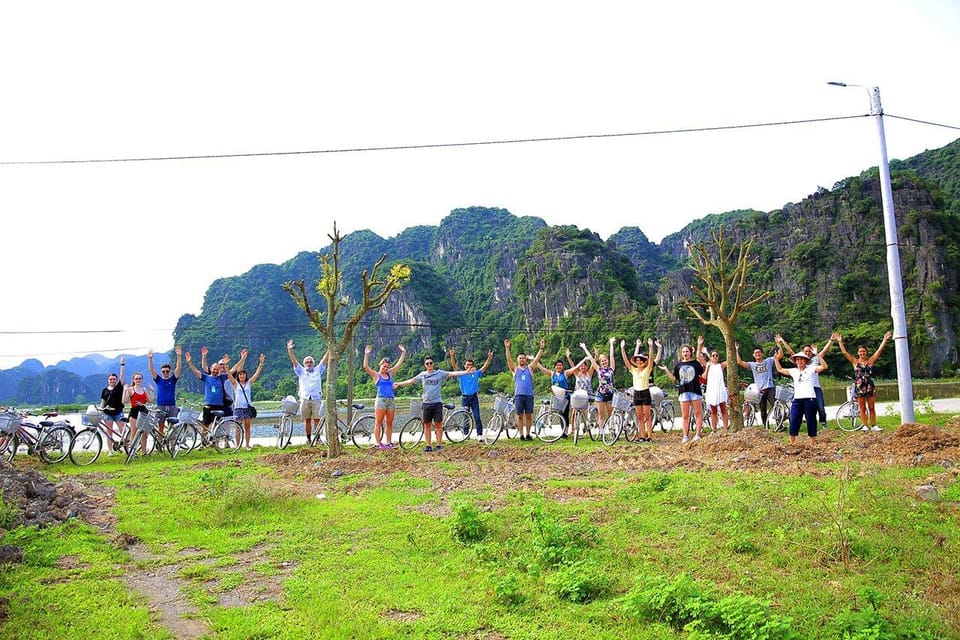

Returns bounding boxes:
[352,403,365,411]
[209,410,225,418]
[443,403,455,411]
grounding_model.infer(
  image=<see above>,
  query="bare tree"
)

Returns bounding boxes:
[683,226,770,430]
[283,222,411,457]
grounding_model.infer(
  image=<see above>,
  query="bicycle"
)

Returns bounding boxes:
[399,400,473,449]
[650,386,675,433]
[482,395,519,445]
[532,395,567,443]
[68,407,133,464]
[569,390,600,445]
[600,390,639,446]
[165,406,243,454]
[125,408,179,463]
[769,384,793,432]
[311,399,372,449]
[0,409,74,464]
[835,383,863,432]
[275,395,297,449]
[741,383,759,427]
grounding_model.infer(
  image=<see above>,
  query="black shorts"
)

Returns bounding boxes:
[598,391,614,403]
[633,389,652,406]
[128,405,149,420]
[422,402,443,424]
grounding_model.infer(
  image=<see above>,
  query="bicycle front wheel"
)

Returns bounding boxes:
[443,410,473,444]
[170,423,199,458]
[770,400,790,431]
[125,431,143,464]
[38,426,73,463]
[69,428,103,466]
[351,414,377,449]
[601,413,623,446]
[277,414,293,449]
[623,412,640,442]
[658,403,675,432]
[399,417,424,450]
[534,411,565,443]
[214,419,244,453]
[742,402,755,428]
[483,414,503,445]
[836,401,862,432]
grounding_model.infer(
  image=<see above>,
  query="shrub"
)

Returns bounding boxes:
[450,501,488,544]
[547,559,610,603]
[528,502,599,567]
[494,571,525,606]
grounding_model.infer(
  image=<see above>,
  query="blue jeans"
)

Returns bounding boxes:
[789,398,818,437]
[814,386,826,424]
[462,393,483,435]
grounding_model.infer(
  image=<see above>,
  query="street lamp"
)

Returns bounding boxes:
[828,82,915,424]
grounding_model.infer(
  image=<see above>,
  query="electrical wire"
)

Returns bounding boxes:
[1,114,871,166]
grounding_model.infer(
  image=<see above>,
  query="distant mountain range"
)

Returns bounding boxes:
[4,136,959,405]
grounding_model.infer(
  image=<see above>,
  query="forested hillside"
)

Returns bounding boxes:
[4,138,960,405]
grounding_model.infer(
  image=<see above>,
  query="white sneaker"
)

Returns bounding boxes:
[681,436,689,444]
[861,425,870,432]
[692,434,701,442]
[871,426,882,432]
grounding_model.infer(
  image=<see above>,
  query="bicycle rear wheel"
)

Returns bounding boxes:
[443,410,473,443]
[399,417,424,449]
[483,414,503,445]
[601,413,623,446]
[38,426,73,464]
[214,419,244,453]
[587,406,601,440]
[351,414,377,449]
[836,401,862,432]
[658,403,675,432]
[70,428,103,466]
[534,411,565,443]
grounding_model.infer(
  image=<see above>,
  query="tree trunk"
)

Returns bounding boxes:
[324,350,341,457]
[720,322,744,431]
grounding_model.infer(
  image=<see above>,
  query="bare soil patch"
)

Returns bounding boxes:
[258,421,960,499]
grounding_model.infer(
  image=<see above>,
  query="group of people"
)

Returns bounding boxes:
[671,331,893,446]
[98,346,266,451]
[96,328,893,453]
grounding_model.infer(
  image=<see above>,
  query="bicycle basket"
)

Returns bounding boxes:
[649,386,665,408]
[570,389,589,410]
[0,412,20,434]
[775,385,794,403]
[493,395,510,415]
[550,395,569,412]
[279,395,299,416]
[744,384,760,404]
[82,406,102,426]
[612,391,632,412]
[137,410,161,433]
[177,407,201,424]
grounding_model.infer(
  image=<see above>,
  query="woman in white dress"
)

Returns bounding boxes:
[703,350,729,432]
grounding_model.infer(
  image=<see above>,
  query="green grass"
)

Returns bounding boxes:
[0,430,958,639]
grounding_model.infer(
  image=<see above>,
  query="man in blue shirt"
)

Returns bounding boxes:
[185,350,228,430]
[449,348,494,440]
[505,338,545,441]
[148,345,182,434]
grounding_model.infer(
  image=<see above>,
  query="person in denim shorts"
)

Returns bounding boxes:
[362,344,407,449]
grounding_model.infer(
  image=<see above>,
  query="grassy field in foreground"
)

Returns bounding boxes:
[0,416,958,639]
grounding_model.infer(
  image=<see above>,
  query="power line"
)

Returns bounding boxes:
[886,113,960,131]
[1,114,870,166]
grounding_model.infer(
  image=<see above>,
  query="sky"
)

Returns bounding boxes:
[1,0,959,370]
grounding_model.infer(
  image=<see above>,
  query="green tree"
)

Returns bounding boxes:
[283,222,411,457]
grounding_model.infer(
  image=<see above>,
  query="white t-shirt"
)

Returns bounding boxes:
[788,366,817,399]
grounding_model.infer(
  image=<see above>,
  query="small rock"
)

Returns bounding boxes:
[0,546,23,564]
[915,485,939,501]
[316,493,327,500]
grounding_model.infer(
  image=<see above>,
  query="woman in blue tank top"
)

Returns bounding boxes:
[363,344,407,449]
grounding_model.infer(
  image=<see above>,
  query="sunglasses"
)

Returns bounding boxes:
[424,361,434,365]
